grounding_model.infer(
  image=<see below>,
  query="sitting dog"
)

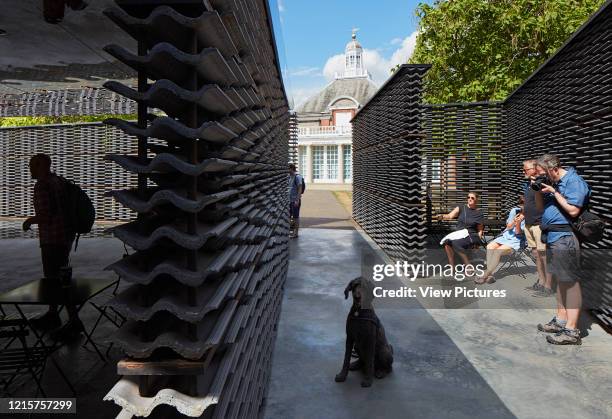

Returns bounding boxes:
[335,276,393,387]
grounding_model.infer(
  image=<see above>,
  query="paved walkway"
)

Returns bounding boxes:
[298,190,353,230]
[265,226,612,419]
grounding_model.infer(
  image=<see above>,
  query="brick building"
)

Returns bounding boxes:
[295,31,378,185]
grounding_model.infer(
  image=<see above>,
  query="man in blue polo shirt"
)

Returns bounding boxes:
[534,154,590,345]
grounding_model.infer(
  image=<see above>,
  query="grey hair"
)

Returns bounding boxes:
[522,159,537,168]
[537,154,561,170]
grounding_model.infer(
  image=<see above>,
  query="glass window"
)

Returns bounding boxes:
[299,146,308,180]
[343,145,352,180]
[327,145,338,180]
[312,146,324,180]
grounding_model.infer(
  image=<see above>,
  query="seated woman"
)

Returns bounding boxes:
[437,192,485,270]
[475,196,526,284]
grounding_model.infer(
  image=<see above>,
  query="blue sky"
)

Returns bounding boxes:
[269,0,430,108]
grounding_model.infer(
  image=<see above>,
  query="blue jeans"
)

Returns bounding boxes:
[290,200,301,219]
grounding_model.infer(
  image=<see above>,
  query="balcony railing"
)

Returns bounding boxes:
[298,125,352,137]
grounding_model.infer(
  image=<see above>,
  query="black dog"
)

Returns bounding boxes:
[335,277,393,387]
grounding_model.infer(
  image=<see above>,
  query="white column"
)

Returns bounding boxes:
[306,144,313,184]
[337,144,344,184]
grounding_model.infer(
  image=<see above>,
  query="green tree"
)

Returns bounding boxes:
[0,114,136,128]
[408,0,606,103]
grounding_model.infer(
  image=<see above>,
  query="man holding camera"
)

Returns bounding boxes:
[533,154,590,345]
[522,159,553,296]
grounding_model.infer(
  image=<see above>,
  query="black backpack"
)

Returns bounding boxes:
[294,174,305,194]
[571,210,605,244]
[60,177,96,250]
[556,182,605,244]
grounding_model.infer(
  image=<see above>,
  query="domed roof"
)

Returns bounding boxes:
[345,33,362,52]
[296,77,378,114]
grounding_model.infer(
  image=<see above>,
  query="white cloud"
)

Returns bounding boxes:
[322,32,419,85]
[289,66,321,77]
[278,0,285,13]
[322,54,345,80]
[388,32,418,68]
[289,86,323,109]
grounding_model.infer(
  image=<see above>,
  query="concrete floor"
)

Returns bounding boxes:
[265,228,514,419]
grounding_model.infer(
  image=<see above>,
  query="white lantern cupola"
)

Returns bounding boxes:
[343,28,367,78]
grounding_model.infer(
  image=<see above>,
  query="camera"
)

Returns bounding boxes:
[531,175,548,191]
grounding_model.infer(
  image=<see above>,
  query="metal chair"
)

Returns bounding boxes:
[0,317,75,396]
[495,245,532,279]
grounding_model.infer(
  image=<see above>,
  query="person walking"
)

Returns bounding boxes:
[288,163,304,238]
[23,154,84,340]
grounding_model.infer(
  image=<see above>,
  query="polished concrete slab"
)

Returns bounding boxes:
[265,228,612,419]
[265,228,514,419]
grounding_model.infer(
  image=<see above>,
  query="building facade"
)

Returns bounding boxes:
[296,31,378,184]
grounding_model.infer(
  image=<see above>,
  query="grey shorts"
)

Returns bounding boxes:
[546,234,581,282]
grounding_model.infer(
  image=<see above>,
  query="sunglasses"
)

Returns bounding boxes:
[467,196,476,200]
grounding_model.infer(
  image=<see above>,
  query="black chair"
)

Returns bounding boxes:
[84,274,126,359]
[0,317,75,396]
[495,245,532,279]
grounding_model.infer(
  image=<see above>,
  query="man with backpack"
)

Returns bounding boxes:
[534,154,591,345]
[22,154,85,340]
[288,163,304,238]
